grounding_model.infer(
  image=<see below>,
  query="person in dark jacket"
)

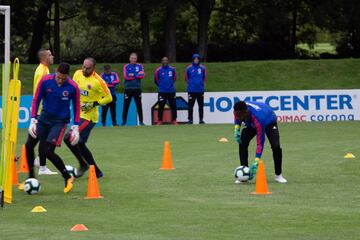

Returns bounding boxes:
[154,57,177,125]
[122,53,145,126]
[185,54,207,124]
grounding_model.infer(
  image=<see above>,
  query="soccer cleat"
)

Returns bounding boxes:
[188,120,193,124]
[234,179,247,184]
[275,174,287,183]
[113,123,119,127]
[120,122,126,126]
[64,177,74,193]
[38,166,58,175]
[171,120,178,125]
[199,120,205,124]
[18,181,25,190]
[96,170,103,178]
[75,165,89,178]
[34,156,40,167]
[139,122,146,126]
[156,121,163,125]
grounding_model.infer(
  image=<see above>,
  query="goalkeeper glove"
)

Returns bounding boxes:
[28,118,38,138]
[234,125,241,144]
[69,125,79,146]
[80,102,99,112]
[234,122,246,144]
[249,158,260,180]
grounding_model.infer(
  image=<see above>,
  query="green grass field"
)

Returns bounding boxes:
[1,122,360,239]
[1,58,360,95]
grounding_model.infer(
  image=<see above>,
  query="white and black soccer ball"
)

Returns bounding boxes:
[234,166,250,182]
[23,178,41,195]
[65,165,78,178]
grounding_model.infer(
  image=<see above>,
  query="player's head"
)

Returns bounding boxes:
[129,53,138,64]
[56,62,70,86]
[104,64,111,74]
[233,101,249,121]
[82,57,96,77]
[192,53,201,64]
[161,56,169,66]
[38,49,54,66]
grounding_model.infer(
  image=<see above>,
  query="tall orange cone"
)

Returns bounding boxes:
[160,141,175,170]
[251,160,272,195]
[85,165,103,199]
[18,144,29,173]
[12,158,19,186]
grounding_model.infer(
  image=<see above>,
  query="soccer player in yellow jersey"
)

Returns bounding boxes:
[64,57,112,178]
[26,49,58,176]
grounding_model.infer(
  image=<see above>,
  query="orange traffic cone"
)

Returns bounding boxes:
[12,158,19,186]
[160,141,175,170]
[18,144,29,173]
[251,160,272,195]
[85,165,103,199]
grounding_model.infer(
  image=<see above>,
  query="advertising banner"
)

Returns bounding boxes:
[1,90,359,128]
[142,90,360,124]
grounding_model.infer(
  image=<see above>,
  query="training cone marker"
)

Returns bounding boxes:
[31,206,47,213]
[12,159,19,186]
[251,160,272,195]
[160,141,175,170]
[18,144,29,173]
[85,165,104,199]
[219,137,229,143]
[344,153,355,159]
[70,224,89,231]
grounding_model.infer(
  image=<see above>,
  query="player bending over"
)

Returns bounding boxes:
[233,101,287,183]
[28,63,80,193]
[64,57,112,178]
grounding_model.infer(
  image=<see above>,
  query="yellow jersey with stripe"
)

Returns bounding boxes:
[73,70,112,123]
[33,63,50,114]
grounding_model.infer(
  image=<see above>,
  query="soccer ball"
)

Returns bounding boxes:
[23,178,41,195]
[65,165,78,178]
[234,166,250,182]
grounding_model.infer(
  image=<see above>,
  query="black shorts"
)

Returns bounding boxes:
[78,119,96,143]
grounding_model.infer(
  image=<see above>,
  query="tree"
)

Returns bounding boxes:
[140,5,151,63]
[53,0,60,63]
[28,0,52,63]
[165,0,177,62]
[189,0,216,61]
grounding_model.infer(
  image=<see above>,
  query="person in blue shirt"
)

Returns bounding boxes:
[28,63,81,193]
[122,52,145,126]
[185,53,207,124]
[154,57,177,125]
[233,101,287,183]
[101,65,120,126]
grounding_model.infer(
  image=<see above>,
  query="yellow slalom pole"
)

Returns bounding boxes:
[4,58,21,204]
[0,62,10,195]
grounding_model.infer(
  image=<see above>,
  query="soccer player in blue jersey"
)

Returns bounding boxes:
[185,53,207,124]
[154,56,177,125]
[28,63,81,193]
[101,65,120,126]
[122,52,145,126]
[233,101,287,183]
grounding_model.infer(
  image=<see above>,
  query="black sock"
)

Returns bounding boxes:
[42,142,70,180]
[64,133,88,168]
[25,134,38,178]
[273,147,282,175]
[78,142,101,173]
